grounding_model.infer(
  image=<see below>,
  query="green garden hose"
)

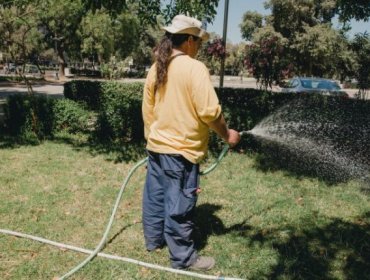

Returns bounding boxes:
[1,136,246,279]
[58,141,234,279]
[58,157,148,280]
[200,144,230,175]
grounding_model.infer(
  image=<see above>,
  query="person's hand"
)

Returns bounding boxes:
[226,129,241,148]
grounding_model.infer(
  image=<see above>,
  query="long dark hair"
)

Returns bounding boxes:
[154,32,196,92]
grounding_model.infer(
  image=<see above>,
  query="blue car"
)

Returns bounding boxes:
[281,77,349,97]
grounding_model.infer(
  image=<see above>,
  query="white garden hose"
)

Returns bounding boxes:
[0,229,243,280]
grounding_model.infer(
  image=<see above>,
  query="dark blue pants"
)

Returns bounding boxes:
[142,151,199,268]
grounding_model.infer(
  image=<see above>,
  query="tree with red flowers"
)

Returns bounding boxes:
[198,37,226,75]
[206,38,226,60]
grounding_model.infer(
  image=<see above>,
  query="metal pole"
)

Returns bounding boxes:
[219,0,229,88]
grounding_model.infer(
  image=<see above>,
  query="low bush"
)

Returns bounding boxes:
[62,80,299,148]
[1,95,96,140]
[94,82,144,143]
[64,80,102,110]
[53,99,96,133]
[6,79,368,159]
[217,88,294,130]
[2,94,55,140]
[210,88,296,151]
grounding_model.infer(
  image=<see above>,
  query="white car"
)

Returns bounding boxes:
[281,77,348,97]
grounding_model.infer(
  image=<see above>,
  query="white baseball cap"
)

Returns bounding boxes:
[162,14,210,41]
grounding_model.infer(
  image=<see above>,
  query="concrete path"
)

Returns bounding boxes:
[0,84,64,100]
[0,76,365,100]
[0,83,64,121]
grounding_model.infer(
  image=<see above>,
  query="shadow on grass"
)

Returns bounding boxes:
[248,212,370,279]
[0,132,147,163]
[0,135,42,149]
[193,203,252,251]
[194,203,369,279]
[53,133,147,163]
[106,221,141,246]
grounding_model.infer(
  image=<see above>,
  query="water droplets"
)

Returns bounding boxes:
[248,96,370,184]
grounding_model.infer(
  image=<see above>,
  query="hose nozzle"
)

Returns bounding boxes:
[240,130,252,136]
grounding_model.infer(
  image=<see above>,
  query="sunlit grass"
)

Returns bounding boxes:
[0,134,369,279]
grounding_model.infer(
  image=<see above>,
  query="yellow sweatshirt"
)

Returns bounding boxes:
[142,54,221,163]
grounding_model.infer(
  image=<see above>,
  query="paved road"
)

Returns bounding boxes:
[0,84,64,100]
[0,77,281,99]
[0,84,64,120]
[0,76,364,100]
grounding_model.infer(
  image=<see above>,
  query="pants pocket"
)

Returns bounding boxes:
[169,187,197,218]
[159,154,199,218]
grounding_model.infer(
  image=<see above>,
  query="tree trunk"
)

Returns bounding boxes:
[57,46,66,79]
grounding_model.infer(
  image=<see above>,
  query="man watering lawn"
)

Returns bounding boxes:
[142,14,241,271]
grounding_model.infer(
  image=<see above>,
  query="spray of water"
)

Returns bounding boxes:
[247,97,370,184]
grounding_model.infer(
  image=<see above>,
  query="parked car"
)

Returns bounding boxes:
[22,64,42,78]
[5,63,18,74]
[280,77,348,97]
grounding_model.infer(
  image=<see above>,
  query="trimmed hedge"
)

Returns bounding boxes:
[53,99,96,133]
[64,80,102,110]
[63,80,301,148]
[2,94,55,139]
[64,81,145,143]
[65,81,363,145]
[94,82,144,142]
[3,80,368,183]
[4,80,369,163]
[216,87,295,131]
[1,95,96,140]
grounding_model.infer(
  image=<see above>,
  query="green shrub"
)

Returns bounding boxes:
[53,99,96,133]
[63,80,369,159]
[64,80,292,146]
[95,82,144,143]
[209,88,296,151]
[3,94,55,139]
[64,80,102,110]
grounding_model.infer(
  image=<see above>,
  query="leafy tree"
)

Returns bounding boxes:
[162,0,219,24]
[78,10,114,65]
[130,24,162,68]
[196,32,220,74]
[264,0,336,38]
[351,32,370,98]
[113,12,140,60]
[333,38,356,83]
[240,0,363,84]
[244,26,289,89]
[135,0,161,26]
[82,0,127,16]
[37,0,85,78]
[85,0,220,27]
[0,3,44,79]
[0,1,51,139]
[291,23,351,77]
[225,42,248,76]
[0,0,37,8]
[336,0,370,22]
[239,11,263,41]
[205,38,226,60]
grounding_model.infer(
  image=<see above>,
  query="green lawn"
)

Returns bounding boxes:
[0,133,369,280]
